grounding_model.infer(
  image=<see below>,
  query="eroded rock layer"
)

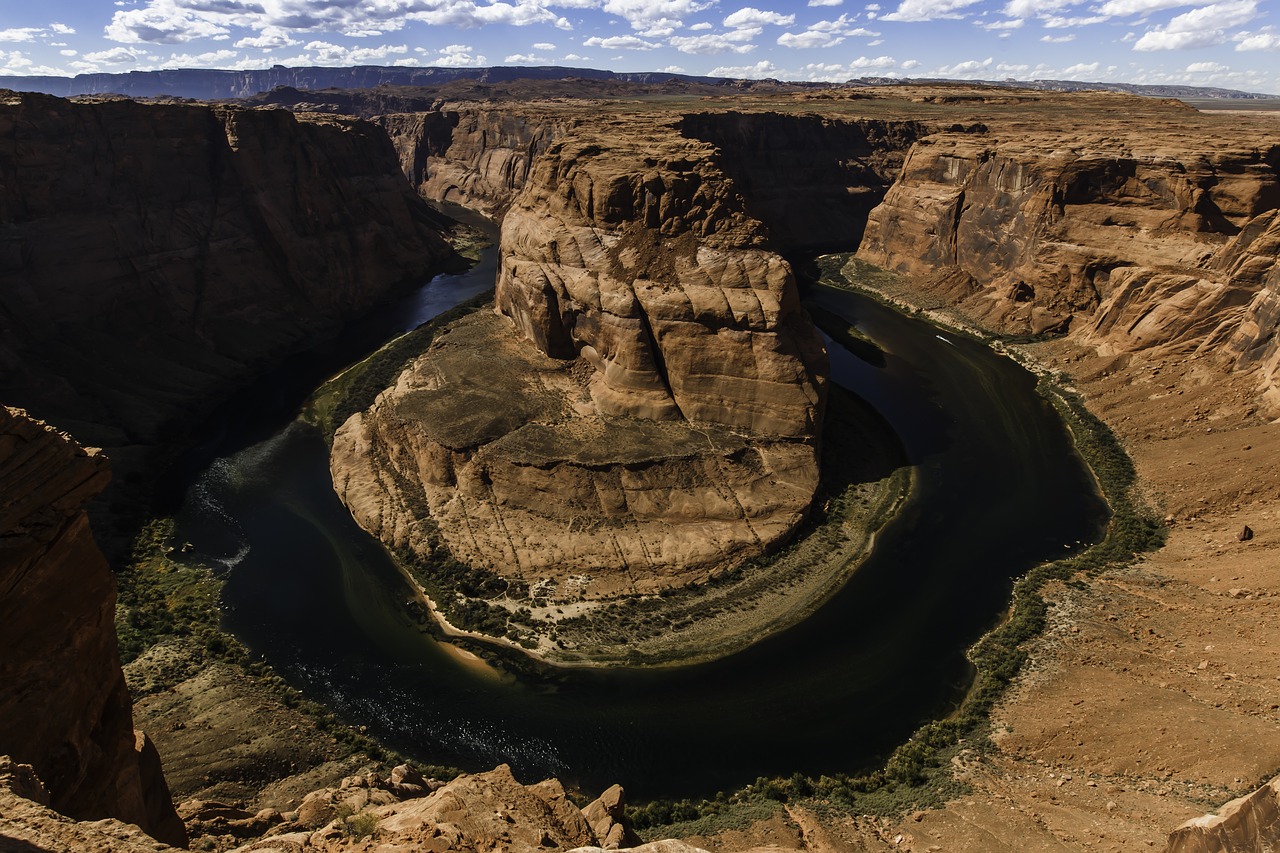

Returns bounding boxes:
[856,99,1280,406]
[333,121,827,592]
[0,408,184,844]
[0,90,455,449]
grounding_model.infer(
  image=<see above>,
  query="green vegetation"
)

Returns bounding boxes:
[630,253,1166,836]
[114,520,459,777]
[305,290,494,443]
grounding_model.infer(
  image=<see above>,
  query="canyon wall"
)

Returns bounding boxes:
[377,108,576,217]
[0,408,184,845]
[333,118,828,600]
[857,123,1280,403]
[676,111,928,253]
[0,90,456,451]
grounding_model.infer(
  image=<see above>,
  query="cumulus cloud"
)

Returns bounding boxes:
[533,41,556,49]
[1134,0,1256,50]
[1094,0,1197,15]
[50,23,76,35]
[234,27,297,49]
[1234,28,1280,49]
[583,34,661,49]
[809,0,844,5]
[881,0,984,22]
[778,14,876,48]
[1186,59,1229,70]
[602,0,712,30]
[709,58,780,76]
[106,5,230,43]
[936,55,993,74]
[1002,0,1071,18]
[724,7,795,27]
[669,28,760,53]
[980,18,1024,29]
[658,63,686,71]
[435,43,486,65]
[1041,32,1075,40]
[1063,60,1100,73]
[302,40,410,64]
[83,46,148,63]
[0,28,45,42]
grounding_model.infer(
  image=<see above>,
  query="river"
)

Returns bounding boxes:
[171,241,1107,801]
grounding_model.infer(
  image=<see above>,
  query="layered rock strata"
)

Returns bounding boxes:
[0,90,455,450]
[377,108,576,218]
[0,408,184,844]
[857,105,1280,405]
[334,126,826,596]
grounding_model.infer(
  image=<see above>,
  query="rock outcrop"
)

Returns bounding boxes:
[0,408,185,844]
[228,765,636,853]
[0,90,456,451]
[333,122,827,601]
[1163,774,1280,852]
[378,108,575,218]
[857,99,1279,366]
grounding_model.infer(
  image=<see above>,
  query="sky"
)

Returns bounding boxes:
[0,0,1276,94]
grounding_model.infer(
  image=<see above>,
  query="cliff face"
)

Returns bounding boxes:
[0,408,184,845]
[333,119,827,601]
[377,108,574,218]
[858,127,1280,381]
[0,90,455,448]
[677,111,927,253]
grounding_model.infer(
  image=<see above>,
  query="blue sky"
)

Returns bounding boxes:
[1,0,1276,93]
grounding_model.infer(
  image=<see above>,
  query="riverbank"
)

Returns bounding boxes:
[675,254,1280,851]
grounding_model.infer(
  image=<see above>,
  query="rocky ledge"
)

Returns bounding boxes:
[332,119,828,627]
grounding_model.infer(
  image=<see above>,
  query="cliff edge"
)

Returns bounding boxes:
[0,407,185,845]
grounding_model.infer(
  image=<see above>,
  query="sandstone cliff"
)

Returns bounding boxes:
[1163,774,1280,852]
[377,108,576,218]
[856,103,1280,406]
[0,90,456,451]
[0,408,184,844]
[333,117,827,607]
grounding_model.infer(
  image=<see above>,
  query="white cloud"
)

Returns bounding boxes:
[1094,0,1196,15]
[1234,28,1280,49]
[1042,13,1110,25]
[60,48,78,56]
[881,0,984,22]
[1041,33,1076,41]
[849,53,899,67]
[50,23,76,35]
[533,41,556,49]
[505,52,544,62]
[82,46,148,64]
[0,28,44,42]
[724,7,796,27]
[106,5,230,44]
[936,56,993,74]
[779,30,845,46]
[1063,60,1100,73]
[658,63,686,71]
[809,0,844,5]
[690,21,713,29]
[602,0,713,30]
[1186,59,1229,70]
[583,34,661,49]
[901,58,919,68]
[436,43,485,66]
[234,27,297,50]
[709,59,780,76]
[980,18,1024,29]
[669,28,760,53]
[996,61,1030,71]
[1134,0,1256,50]
[1002,0,1071,18]
[302,40,410,64]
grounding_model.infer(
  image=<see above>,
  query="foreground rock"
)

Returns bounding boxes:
[1164,774,1280,852]
[333,118,828,606]
[0,408,184,844]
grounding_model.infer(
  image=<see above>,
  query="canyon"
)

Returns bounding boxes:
[0,80,1278,853]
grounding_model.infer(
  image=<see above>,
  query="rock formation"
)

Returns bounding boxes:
[332,121,828,601]
[0,90,456,452]
[1163,774,1280,852]
[0,408,185,844]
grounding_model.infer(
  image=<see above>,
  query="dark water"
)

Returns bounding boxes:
[173,252,1107,800]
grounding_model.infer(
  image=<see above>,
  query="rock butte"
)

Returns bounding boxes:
[332,119,832,595]
[0,81,1278,852]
